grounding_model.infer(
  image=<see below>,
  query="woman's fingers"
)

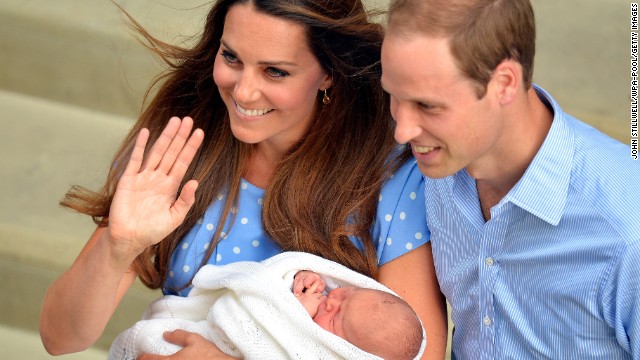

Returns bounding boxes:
[136,330,233,360]
[171,179,199,222]
[141,117,182,171]
[168,128,204,184]
[140,117,203,182]
[157,117,195,174]
[123,128,150,176]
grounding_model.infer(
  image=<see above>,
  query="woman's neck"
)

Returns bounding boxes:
[243,143,287,189]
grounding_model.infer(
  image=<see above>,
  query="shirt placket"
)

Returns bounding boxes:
[478,204,510,360]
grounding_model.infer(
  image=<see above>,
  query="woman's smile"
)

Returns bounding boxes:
[213,3,332,147]
[234,101,274,117]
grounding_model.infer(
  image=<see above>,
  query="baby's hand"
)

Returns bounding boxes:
[297,290,325,318]
[293,270,326,296]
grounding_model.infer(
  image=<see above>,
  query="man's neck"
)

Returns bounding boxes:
[475,87,553,221]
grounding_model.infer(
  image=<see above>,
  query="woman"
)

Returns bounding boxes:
[39,0,447,359]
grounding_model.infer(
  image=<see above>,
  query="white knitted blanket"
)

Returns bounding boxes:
[108,252,426,360]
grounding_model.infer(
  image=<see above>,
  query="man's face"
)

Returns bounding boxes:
[381,33,504,180]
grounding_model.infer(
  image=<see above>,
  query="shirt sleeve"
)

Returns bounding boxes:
[373,158,430,266]
[601,239,640,357]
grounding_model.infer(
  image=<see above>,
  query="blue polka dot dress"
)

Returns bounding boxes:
[164,157,428,296]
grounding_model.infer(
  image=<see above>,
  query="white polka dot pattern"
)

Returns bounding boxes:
[164,157,429,296]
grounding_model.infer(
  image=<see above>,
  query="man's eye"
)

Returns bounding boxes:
[220,50,238,63]
[266,67,289,78]
[418,102,433,110]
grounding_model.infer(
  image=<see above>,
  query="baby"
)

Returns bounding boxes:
[294,270,423,360]
[109,253,426,360]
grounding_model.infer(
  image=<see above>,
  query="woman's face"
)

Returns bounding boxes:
[213,3,332,153]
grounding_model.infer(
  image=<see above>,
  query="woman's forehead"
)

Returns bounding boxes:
[222,4,310,57]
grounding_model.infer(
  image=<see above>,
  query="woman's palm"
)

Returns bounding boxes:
[107,117,204,257]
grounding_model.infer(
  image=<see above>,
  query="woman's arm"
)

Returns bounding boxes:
[378,242,448,360]
[40,226,138,354]
[40,117,204,354]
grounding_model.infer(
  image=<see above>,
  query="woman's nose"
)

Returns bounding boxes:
[234,70,261,104]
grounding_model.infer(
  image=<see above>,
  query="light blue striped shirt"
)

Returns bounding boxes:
[426,86,640,359]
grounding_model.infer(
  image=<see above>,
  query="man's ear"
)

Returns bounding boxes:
[491,59,522,105]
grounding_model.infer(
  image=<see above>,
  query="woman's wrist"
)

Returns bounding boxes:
[99,227,142,271]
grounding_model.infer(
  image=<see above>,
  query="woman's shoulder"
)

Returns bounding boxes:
[382,148,423,194]
[375,149,429,265]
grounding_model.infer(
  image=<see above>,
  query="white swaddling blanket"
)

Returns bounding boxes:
[108,251,426,360]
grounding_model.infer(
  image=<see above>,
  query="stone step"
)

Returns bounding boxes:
[0,89,130,269]
[0,89,159,353]
[0,324,107,360]
[0,0,633,142]
[0,255,156,355]
[533,1,630,143]
[0,0,208,118]
[0,0,633,357]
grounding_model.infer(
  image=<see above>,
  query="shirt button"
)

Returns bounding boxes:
[483,316,492,326]
[485,257,494,266]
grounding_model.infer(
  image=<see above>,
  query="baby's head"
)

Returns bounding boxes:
[313,287,423,360]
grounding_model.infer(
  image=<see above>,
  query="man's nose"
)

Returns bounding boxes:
[393,104,422,144]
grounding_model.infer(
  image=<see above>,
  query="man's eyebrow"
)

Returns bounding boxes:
[219,39,298,67]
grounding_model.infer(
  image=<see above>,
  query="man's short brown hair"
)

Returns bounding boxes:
[388,0,536,98]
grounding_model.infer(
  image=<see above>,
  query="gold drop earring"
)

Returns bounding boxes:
[322,89,331,105]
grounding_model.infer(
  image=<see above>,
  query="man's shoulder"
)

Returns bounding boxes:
[566,114,638,186]
[536,85,636,182]
[563,114,640,241]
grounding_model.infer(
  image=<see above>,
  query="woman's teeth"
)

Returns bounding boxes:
[237,103,272,117]
[413,145,435,154]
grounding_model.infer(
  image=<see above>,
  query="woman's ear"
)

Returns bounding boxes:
[320,74,333,91]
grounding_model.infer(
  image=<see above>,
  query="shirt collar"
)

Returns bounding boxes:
[505,85,574,225]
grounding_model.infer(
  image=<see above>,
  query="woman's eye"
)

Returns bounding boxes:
[266,67,289,78]
[220,50,238,63]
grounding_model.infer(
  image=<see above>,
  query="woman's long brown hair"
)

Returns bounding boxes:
[61,0,411,290]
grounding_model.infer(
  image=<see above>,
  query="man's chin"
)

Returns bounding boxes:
[417,162,457,179]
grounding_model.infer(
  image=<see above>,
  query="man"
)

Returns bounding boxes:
[381,0,640,358]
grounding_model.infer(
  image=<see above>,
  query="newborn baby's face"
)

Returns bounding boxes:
[312,287,357,339]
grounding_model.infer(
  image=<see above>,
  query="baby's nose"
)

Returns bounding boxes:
[324,294,339,311]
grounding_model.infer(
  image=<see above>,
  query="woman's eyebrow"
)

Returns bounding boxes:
[220,39,298,67]
[258,60,298,67]
[219,39,235,53]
